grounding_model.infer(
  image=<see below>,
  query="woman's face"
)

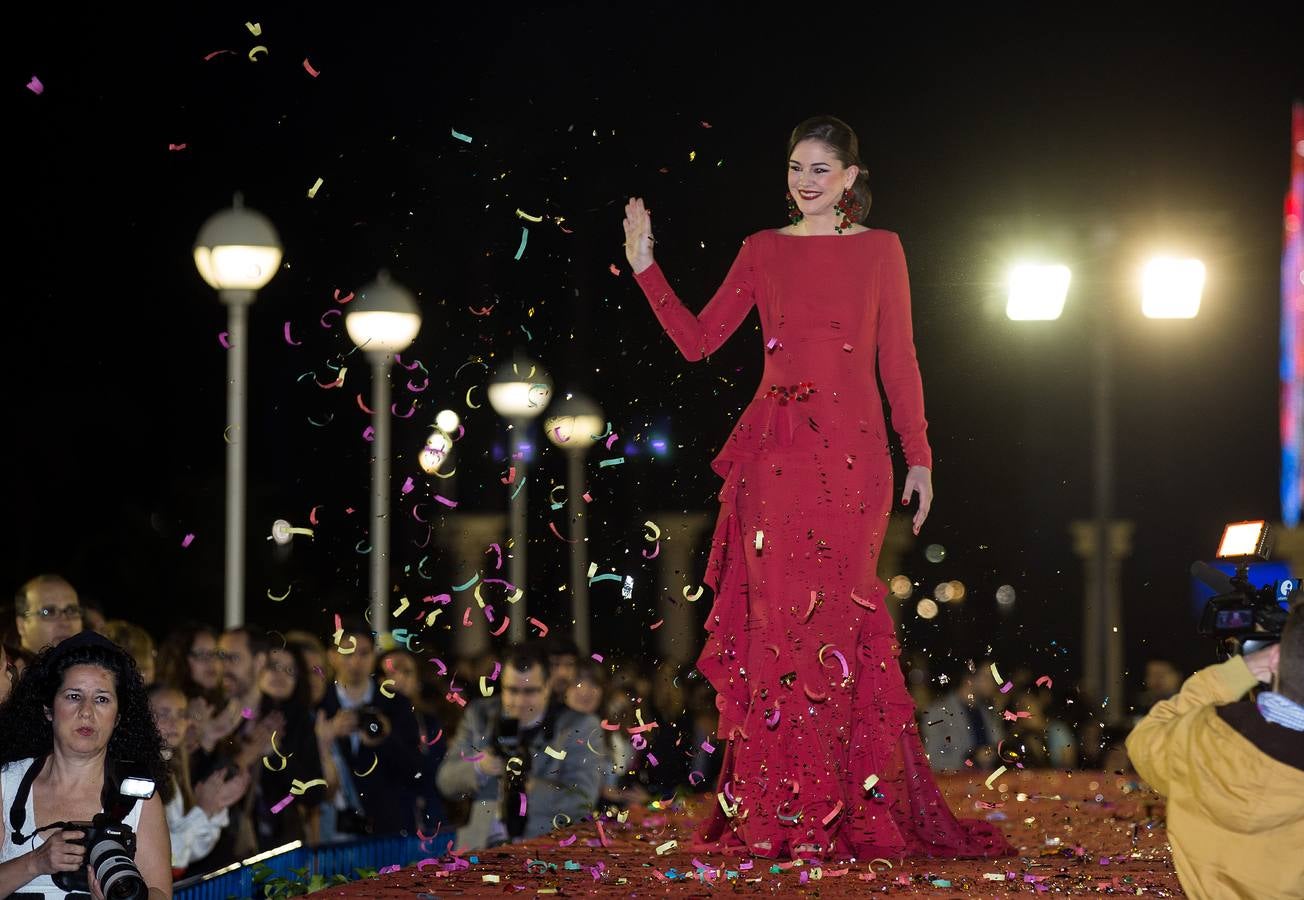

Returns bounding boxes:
[787,138,858,221]
[149,688,189,750]
[259,648,298,702]
[382,653,419,700]
[48,664,118,756]
[300,648,328,705]
[565,677,602,715]
[188,631,220,691]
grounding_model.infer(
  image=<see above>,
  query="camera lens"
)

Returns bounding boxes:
[90,839,148,900]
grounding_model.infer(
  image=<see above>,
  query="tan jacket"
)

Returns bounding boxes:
[1126,656,1304,899]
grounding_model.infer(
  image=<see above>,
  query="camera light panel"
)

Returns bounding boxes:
[1216,520,1270,560]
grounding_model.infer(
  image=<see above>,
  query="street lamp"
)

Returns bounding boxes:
[345,271,422,638]
[1008,254,1204,722]
[487,352,552,642]
[544,392,605,653]
[194,194,282,629]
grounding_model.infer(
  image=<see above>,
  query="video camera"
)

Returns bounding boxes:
[1192,520,1296,656]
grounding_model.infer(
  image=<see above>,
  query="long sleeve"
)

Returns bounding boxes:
[556,718,601,811]
[437,704,488,800]
[373,697,424,787]
[632,236,758,362]
[876,233,932,469]
[165,789,228,870]
[1124,655,1258,797]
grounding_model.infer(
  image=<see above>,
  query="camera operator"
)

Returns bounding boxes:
[1125,601,1304,899]
[0,630,172,899]
[437,645,601,850]
[316,620,424,839]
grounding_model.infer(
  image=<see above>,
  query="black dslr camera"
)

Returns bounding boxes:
[1193,520,1296,656]
[52,813,144,899]
[8,757,153,899]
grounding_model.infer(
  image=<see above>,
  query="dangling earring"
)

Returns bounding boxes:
[785,190,803,225]
[833,188,863,234]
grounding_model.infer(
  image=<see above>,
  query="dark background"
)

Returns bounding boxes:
[7,7,1302,700]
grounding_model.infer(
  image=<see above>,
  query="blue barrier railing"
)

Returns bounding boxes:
[175,832,456,900]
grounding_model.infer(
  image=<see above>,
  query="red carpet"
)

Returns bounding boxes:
[324,771,1182,897]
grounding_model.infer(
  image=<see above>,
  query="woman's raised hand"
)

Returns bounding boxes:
[622,197,655,275]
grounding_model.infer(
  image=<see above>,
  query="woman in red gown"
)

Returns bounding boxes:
[622,116,1012,861]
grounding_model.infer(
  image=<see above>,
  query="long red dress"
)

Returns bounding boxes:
[633,228,1012,860]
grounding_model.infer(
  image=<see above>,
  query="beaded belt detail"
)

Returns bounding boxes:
[764,381,816,405]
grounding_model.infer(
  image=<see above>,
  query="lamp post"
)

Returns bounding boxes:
[544,393,605,653]
[487,353,552,643]
[194,194,282,629]
[1008,255,1203,722]
[345,272,422,638]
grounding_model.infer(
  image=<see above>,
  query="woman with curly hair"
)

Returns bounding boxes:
[0,630,173,898]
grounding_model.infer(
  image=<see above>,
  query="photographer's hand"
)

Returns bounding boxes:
[1243,643,1280,684]
[319,708,358,743]
[474,752,505,777]
[27,828,86,877]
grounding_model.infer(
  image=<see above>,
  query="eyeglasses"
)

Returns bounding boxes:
[265,662,297,677]
[216,651,243,664]
[188,650,218,662]
[24,605,82,621]
[502,685,546,696]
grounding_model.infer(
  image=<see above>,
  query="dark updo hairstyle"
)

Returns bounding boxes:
[787,115,872,224]
[0,632,172,802]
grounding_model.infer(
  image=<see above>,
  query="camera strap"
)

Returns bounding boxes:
[8,754,46,845]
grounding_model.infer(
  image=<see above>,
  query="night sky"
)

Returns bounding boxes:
[8,9,1303,698]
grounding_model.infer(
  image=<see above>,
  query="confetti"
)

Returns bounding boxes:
[245,21,262,35]
[515,209,543,223]
[754,530,764,551]
[682,584,704,602]
[1036,675,1054,688]
[985,765,1008,789]
[167,143,187,151]
[544,745,567,760]
[270,794,294,814]
[353,754,379,777]
[514,227,529,260]
[26,75,44,94]
[990,662,1004,685]
[655,840,678,855]
[303,58,320,78]
[451,128,473,143]
[863,773,879,792]
[283,322,302,346]
[248,45,268,61]
[181,533,195,548]
[306,177,323,199]
[379,678,397,698]
[290,778,327,795]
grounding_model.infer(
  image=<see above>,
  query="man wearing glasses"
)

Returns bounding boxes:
[437,644,601,850]
[12,574,83,655]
